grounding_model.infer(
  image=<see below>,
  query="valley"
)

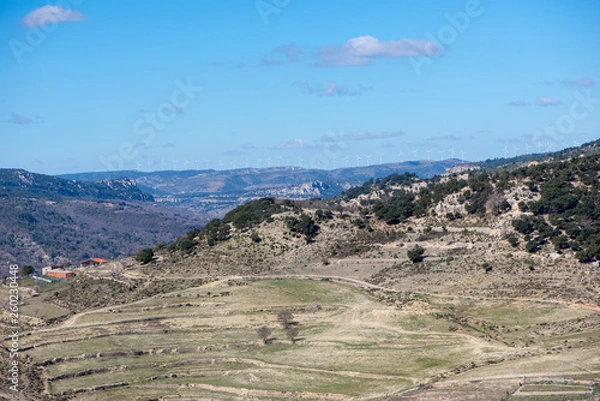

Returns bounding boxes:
[2,142,600,400]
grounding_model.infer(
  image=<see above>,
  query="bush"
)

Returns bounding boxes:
[407,245,425,263]
[22,265,35,276]
[525,238,544,253]
[135,248,154,264]
[251,232,261,243]
[512,218,534,235]
[285,214,319,242]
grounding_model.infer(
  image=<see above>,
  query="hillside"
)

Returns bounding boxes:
[0,170,207,272]
[0,169,153,201]
[2,141,600,400]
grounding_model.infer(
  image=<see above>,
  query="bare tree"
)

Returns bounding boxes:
[277,310,294,329]
[110,266,121,278]
[485,191,506,216]
[256,326,271,344]
[286,326,299,344]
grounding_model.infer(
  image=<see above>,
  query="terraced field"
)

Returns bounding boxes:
[15,278,600,400]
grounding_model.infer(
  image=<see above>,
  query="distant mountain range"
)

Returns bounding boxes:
[59,160,463,218]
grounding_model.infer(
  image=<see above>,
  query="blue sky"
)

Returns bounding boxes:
[1,0,599,174]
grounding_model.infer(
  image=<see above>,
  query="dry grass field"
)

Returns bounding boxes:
[7,275,599,400]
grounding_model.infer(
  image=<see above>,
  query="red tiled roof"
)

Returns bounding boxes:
[90,258,108,263]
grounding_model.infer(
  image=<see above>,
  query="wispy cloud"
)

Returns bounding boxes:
[536,78,595,87]
[270,139,317,149]
[425,135,463,141]
[221,150,246,156]
[241,142,256,149]
[561,78,595,87]
[21,5,85,28]
[7,112,43,125]
[508,100,531,107]
[134,142,152,150]
[407,141,439,148]
[7,112,32,125]
[260,43,304,65]
[536,96,562,107]
[316,35,440,67]
[322,130,405,142]
[293,81,371,97]
[161,143,176,148]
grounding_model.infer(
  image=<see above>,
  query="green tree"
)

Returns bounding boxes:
[135,248,154,264]
[22,265,35,276]
[407,245,425,263]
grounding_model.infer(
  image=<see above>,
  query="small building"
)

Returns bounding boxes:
[45,269,74,279]
[42,265,64,275]
[80,258,109,267]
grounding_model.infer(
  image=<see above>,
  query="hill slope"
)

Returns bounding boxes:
[0,170,206,271]
[2,141,600,400]
[0,169,153,201]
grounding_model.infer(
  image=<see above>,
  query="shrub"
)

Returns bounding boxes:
[135,248,154,264]
[285,214,319,242]
[22,265,35,276]
[407,245,425,263]
[507,236,519,247]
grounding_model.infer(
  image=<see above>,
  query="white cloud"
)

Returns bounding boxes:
[425,135,463,141]
[270,139,317,150]
[561,78,595,87]
[508,100,531,107]
[536,97,562,107]
[221,150,246,156]
[322,130,405,142]
[260,43,304,65]
[316,35,440,67]
[21,5,85,28]
[293,81,370,97]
